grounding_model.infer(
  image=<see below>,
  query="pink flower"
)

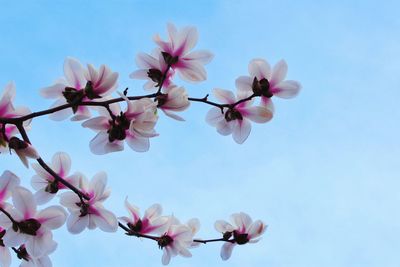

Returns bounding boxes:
[0,171,20,207]
[119,199,168,235]
[206,89,273,144]
[0,82,30,153]
[236,58,301,107]
[59,172,118,234]
[156,86,190,121]
[154,23,213,82]
[82,97,158,154]
[130,52,175,91]
[7,137,39,168]
[157,216,194,265]
[31,152,80,205]
[214,212,267,261]
[41,57,118,121]
[0,187,66,258]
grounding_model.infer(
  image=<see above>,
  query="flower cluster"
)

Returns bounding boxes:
[0,22,299,266]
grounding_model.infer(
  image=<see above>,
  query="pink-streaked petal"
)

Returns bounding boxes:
[248,58,271,80]
[89,172,107,201]
[67,211,88,234]
[0,246,11,267]
[37,206,67,229]
[271,80,301,99]
[231,212,252,232]
[260,97,275,113]
[213,88,236,104]
[124,198,140,222]
[12,186,36,218]
[214,220,234,233]
[51,152,71,176]
[70,106,91,121]
[82,116,110,131]
[0,82,16,114]
[89,132,124,155]
[177,26,198,56]
[59,191,80,210]
[40,82,66,99]
[177,61,206,82]
[146,216,169,235]
[242,106,273,123]
[232,119,251,144]
[221,242,236,261]
[91,206,118,232]
[270,59,288,86]
[31,163,51,182]
[0,170,20,203]
[183,50,214,64]
[247,220,267,239]
[235,76,253,92]
[64,57,86,89]
[135,52,159,69]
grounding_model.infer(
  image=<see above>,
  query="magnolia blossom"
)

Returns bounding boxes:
[41,57,118,121]
[119,199,168,235]
[206,89,273,144]
[0,82,30,153]
[82,97,158,154]
[7,137,39,168]
[214,212,267,260]
[157,216,195,265]
[236,58,301,107]
[156,86,190,121]
[154,23,213,82]
[0,187,66,258]
[0,171,20,208]
[31,152,80,205]
[130,52,175,90]
[59,172,118,234]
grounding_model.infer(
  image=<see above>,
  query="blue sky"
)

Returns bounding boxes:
[1,0,399,266]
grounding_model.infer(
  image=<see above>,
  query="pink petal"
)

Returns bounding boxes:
[31,163,51,182]
[37,205,67,229]
[213,88,236,104]
[176,26,198,56]
[177,61,206,82]
[51,152,71,176]
[64,57,86,89]
[3,228,26,247]
[89,132,124,155]
[25,230,54,258]
[70,106,91,121]
[129,69,150,80]
[186,218,200,235]
[232,119,251,144]
[124,198,140,222]
[242,106,273,123]
[0,246,11,267]
[40,82,66,99]
[183,50,214,64]
[270,59,288,86]
[272,80,301,99]
[91,206,118,232]
[125,134,150,152]
[216,120,233,136]
[82,116,110,131]
[59,191,80,209]
[214,220,234,233]
[248,58,271,80]
[144,204,162,221]
[0,170,20,203]
[135,52,159,69]
[34,189,55,205]
[205,107,224,126]
[89,172,107,201]
[247,220,267,239]
[235,76,253,92]
[220,242,236,261]
[12,186,36,218]
[162,247,171,265]
[162,109,185,121]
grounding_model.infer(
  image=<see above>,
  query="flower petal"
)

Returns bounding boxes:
[91,206,118,232]
[37,205,67,229]
[247,220,267,240]
[220,242,236,261]
[232,119,251,144]
[89,172,107,201]
[67,210,89,234]
[12,186,36,218]
[89,132,124,155]
[242,106,273,123]
[235,76,253,92]
[213,89,236,104]
[214,220,234,233]
[272,80,301,99]
[64,57,86,89]
[248,58,271,80]
[144,204,162,221]
[51,152,71,177]
[0,170,20,203]
[270,59,288,86]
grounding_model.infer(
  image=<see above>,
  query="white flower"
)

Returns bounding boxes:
[59,172,118,234]
[206,89,273,144]
[82,98,158,154]
[31,152,80,205]
[41,57,118,121]
[156,86,190,121]
[236,58,301,107]
[154,23,213,82]
[214,212,267,260]
[0,187,66,258]
[119,198,168,235]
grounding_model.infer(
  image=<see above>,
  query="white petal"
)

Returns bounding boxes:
[3,229,26,247]
[89,172,107,201]
[272,80,301,99]
[82,116,110,131]
[34,189,55,206]
[177,26,198,55]
[162,109,185,121]
[247,220,267,240]
[12,186,36,218]
[216,120,233,136]
[129,70,149,80]
[271,59,288,86]
[135,52,159,69]
[40,83,66,99]
[64,57,86,88]
[25,230,54,258]
[89,132,124,155]
[183,50,214,64]
[213,88,236,104]
[214,220,234,233]
[177,61,207,82]
[123,198,141,221]
[0,246,11,267]
[186,218,200,235]
[248,58,271,80]
[32,255,52,267]
[48,99,71,121]
[31,175,48,191]
[37,205,67,229]
[51,152,71,176]
[232,119,251,144]
[125,135,150,152]
[144,204,162,221]
[205,107,224,126]
[235,76,253,92]
[161,248,171,265]
[231,212,252,231]
[91,206,118,232]
[242,106,273,123]
[59,191,80,209]
[67,211,89,234]
[0,170,20,203]
[220,242,236,261]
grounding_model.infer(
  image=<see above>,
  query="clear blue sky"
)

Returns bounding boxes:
[1,1,399,266]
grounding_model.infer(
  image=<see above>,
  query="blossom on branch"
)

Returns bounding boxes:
[153,23,213,82]
[236,58,301,107]
[119,199,168,235]
[82,97,158,154]
[31,152,80,205]
[59,172,118,234]
[156,86,190,121]
[41,58,118,121]
[206,89,273,144]
[0,186,66,259]
[214,212,267,260]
